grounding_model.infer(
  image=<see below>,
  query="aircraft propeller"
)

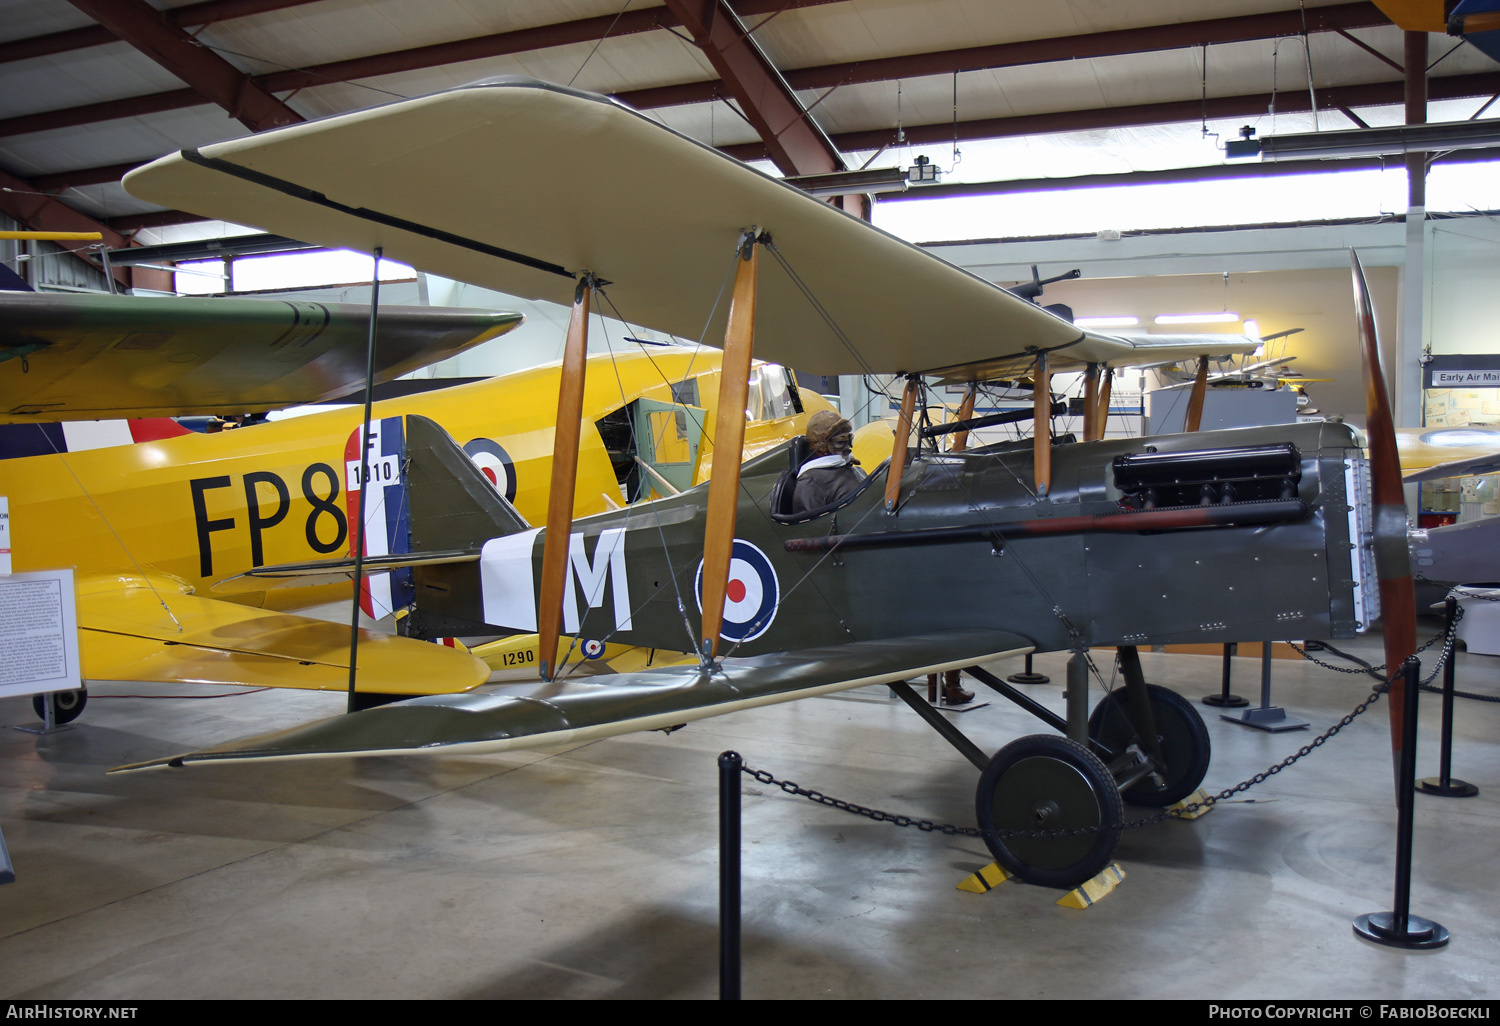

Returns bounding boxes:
[1350,250,1418,790]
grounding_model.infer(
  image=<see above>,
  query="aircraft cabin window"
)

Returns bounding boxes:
[752,365,797,421]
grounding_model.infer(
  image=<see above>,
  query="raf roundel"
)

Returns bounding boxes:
[581,638,606,659]
[463,438,517,503]
[694,539,779,643]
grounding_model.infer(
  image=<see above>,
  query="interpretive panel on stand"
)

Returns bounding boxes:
[0,569,81,701]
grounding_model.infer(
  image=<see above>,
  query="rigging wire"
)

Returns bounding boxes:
[567,0,635,88]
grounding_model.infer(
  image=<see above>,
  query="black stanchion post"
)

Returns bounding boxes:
[1203,641,1249,708]
[1354,658,1450,949]
[1007,651,1049,685]
[719,750,742,1000]
[1419,598,1478,798]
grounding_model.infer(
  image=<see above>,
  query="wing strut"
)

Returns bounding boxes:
[699,232,762,660]
[1033,353,1052,497]
[1082,362,1101,441]
[538,274,594,680]
[1184,355,1210,432]
[885,376,920,511]
[950,382,977,452]
[1097,367,1114,438]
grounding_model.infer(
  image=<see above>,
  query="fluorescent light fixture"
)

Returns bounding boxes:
[1227,120,1500,161]
[784,167,910,197]
[1076,316,1140,327]
[1242,319,1260,339]
[1154,312,1240,325]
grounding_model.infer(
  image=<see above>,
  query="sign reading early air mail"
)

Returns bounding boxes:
[0,569,81,701]
[1425,354,1500,388]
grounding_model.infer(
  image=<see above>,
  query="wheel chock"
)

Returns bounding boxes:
[956,862,1013,893]
[1056,863,1125,909]
[1169,788,1212,819]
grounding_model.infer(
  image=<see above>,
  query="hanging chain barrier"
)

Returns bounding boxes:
[737,642,1451,842]
[1290,602,1500,704]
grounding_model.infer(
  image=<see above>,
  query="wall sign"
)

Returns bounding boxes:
[1425,354,1500,388]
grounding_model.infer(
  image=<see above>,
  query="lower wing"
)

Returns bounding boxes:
[80,572,490,696]
[111,629,1031,771]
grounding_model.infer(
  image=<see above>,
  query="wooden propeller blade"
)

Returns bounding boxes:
[885,376,919,510]
[1351,250,1417,784]
[1033,353,1051,497]
[950,382,977,453]
[700,233,760,659]
[1184,355,1210,432]
[537,276,592,680]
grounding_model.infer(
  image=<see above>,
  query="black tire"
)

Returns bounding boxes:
[975,734,1123,889]
[1088,683,1210,807]
[32,688,88,725]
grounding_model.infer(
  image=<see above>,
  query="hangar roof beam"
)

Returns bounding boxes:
[64,0,304,133]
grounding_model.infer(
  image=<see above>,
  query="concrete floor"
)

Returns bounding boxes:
[1,628,1497,1000]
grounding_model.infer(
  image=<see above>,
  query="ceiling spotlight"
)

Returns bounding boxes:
[907,154,940,184]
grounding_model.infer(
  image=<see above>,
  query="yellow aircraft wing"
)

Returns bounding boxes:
[124,78,1094,377]
[78,572,489,695]
[1396,426,1500,472]
[0,292,521,422]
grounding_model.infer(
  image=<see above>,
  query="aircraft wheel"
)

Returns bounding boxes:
[975,734,1123,889]
[1088,684,1210,807]
[32,688,88,725]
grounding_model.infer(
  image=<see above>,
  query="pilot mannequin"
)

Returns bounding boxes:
[792,410,866,513]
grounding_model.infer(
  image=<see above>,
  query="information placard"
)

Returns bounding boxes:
[0,569,81,701]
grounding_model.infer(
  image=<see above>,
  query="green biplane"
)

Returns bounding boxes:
[113,78,1416,889]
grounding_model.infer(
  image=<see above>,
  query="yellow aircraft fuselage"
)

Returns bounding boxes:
[6,348,835,611]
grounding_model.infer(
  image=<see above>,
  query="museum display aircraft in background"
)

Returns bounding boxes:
[2,281,855,715]
[99,77,1437,891]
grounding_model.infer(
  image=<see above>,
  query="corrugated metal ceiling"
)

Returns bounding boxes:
[0,0,1494,239]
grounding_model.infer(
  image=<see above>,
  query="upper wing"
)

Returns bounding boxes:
[79,572,489,696]
[0,292,520,422]
[123,77,1083,377]
[110,629,1031,770]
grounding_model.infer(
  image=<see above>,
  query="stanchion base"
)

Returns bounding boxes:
[1221,706,1309,732]
[1202,693,1250,708]
[1353,912,1449,949]
[14,724,71,735]
[1417,777,1479,798]
[1006,672,1051,685]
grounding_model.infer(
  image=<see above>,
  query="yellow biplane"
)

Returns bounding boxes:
[3,287,843,717]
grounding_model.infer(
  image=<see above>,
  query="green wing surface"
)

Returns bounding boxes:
[111,629,1031,771]
[0,292,520,421]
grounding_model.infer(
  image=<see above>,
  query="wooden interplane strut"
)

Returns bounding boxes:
[886,377,920,511]
[699,233,761,659]
[951,383,977,452]
[538,276,593,680]
[1097,367,1114,438]
[1033,354,1052,497]
[1184,355,1210,432]
[1082,362,1100,441]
